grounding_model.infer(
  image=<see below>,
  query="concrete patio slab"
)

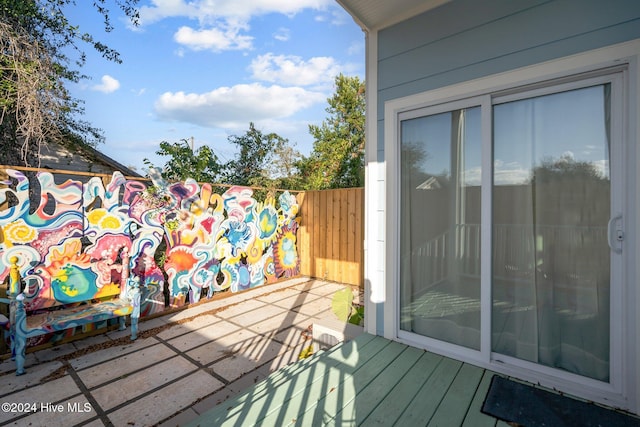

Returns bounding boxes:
[77,341,174,389]
[220,304,288,328]
[0,278,355,426]
[1,359,66,394]
[69,336,160,371]
[106,371,224,427]
[8,395,97,427]
[246,310,312,334]
[0,375,82,425]
[155,314,220,340]
[185,328,261,365]
[166,320,242,352]
[91,356,200,411]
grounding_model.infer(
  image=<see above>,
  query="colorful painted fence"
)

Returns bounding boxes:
[0,167,301,350]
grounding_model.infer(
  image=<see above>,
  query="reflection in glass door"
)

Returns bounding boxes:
[399,105,482,350]
[492,85,612,381]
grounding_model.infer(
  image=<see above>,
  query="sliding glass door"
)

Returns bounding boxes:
[492,84,613,382]
[398,71,624,387]
[399,103,482,350]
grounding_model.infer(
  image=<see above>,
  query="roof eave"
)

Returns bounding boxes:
[336,0,452,31]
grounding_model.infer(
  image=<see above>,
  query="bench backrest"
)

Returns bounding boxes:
[19,243,132,312]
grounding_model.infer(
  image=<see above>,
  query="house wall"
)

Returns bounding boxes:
[369,0,640,334]
[38,143,121,175]
[361,0,640,413]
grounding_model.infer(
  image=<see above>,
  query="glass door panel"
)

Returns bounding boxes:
[400,106,482,350]
[491,85,611,381]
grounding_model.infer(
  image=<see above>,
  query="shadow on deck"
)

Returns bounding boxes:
[187,333,509,427]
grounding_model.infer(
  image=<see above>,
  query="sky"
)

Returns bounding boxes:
[64,0,365,173]
[402,85,610,187]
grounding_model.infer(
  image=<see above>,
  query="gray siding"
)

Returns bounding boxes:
[377,0,640,126]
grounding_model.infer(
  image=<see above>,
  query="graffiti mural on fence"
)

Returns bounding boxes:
[0,168,301,325]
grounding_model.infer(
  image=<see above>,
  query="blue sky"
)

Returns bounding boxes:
[65,0,365,173]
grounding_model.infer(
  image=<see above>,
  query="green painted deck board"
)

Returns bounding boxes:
[249,332,377,396]
[236,335,389,426]
[186,334,504,427]
[263,339,406,426]
[318,344,425,426]
[393,356,464,426]
[189,333,380,427]
[462,371,498,427]
[363,350,444,425]
[428,363,485,426]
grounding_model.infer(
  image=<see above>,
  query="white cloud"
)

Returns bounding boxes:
[560,150,575,160]
[273,27,290,42]
[592,159,609,178]
[138,0,340,53]
[347,40,364,56]
[154,83,325,128]
[92,75,120,93]
[174,25,253,52]
[494,160,530,185]
[249,53,342,86]
[139,0,332,25]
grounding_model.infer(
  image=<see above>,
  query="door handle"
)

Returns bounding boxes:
[607,214,623,254]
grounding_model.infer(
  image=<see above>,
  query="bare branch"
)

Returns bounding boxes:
[0,19,69,166]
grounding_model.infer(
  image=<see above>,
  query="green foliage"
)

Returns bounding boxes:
[146,125,305,188]
[349,305,365,326]
[144,75,366,191]
[331,287,364,326]
[222,122,288,187]
[298,345,314,360]
[143,139,222,183]
[299,74,365,190]
[531,155,609,184]
[259,141,305,190]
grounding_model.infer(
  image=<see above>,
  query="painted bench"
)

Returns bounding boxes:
[1,252,140,375]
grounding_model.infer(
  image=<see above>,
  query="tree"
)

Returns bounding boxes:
[259,140,304,189]
[299,74,365,189]
[143,139,222,183]
[0,0,139,166]
[531,154,608,184]
[223,122,288,187]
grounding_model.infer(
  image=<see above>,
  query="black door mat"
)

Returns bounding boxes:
[481,375,640,427]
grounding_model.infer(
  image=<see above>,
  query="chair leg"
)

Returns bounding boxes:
[13,332,26,376]
[12,298,27,375]
[130,316,138,341]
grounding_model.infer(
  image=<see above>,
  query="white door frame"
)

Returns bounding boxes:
[382,39,640,412]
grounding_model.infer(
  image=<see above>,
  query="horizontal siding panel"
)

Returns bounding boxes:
[378,0,550,60]
[378,0,640,94]
[377,17,640,120]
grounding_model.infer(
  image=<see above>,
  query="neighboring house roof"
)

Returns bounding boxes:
[337,0,451,30]
[38,140,142,178]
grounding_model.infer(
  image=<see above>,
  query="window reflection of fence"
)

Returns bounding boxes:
[411,224,608,289]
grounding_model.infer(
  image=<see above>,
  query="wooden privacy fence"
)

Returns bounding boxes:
[297,188,364,288]
[1,165,365,291]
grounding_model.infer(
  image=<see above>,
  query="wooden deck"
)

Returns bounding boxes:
[187,333,510,426]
